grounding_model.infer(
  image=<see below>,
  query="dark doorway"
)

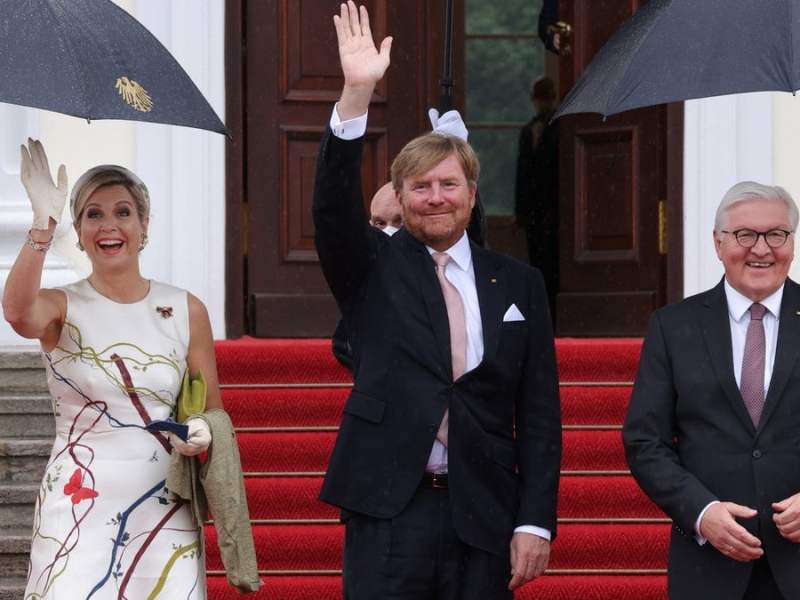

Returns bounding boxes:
[225,0,454,337]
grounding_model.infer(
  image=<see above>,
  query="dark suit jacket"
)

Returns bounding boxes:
[623,278,800,600]
[313,128,561,557]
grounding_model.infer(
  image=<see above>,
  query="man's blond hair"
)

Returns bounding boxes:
[391,133,480,191]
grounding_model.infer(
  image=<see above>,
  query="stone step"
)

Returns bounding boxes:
[0,438,50,484]
[0,395,54,438]
[0,533,30,580]
[0,483,37,530]
[0,349,47,394]
[0,578,25,600]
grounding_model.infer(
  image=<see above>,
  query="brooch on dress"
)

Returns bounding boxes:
[156,306,173,319]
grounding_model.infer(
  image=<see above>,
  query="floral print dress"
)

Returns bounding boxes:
[24,279,205,599]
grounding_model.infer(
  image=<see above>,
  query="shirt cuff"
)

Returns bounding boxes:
[330,104,368,140]
[694,500,720,546]
[513,525,551,541]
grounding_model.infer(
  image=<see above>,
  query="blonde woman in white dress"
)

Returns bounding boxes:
[2,139,223,599]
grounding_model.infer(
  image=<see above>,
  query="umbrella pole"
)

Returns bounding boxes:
[439,0,455,112]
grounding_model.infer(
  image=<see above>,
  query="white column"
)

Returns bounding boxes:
[682,93,774,298]
[772,93,800,284]
[134,0,227,339]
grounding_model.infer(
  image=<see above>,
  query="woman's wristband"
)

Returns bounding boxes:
[25,230,53,252]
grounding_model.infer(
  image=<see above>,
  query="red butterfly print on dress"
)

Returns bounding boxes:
[63,468,99,505]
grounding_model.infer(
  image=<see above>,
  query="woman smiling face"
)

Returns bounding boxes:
[78,184,148,271]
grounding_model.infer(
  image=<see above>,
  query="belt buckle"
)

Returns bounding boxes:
[430,473,447,489]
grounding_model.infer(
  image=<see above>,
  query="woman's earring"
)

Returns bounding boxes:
[138,233,148,252]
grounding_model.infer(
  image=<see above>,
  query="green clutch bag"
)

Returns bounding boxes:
[177,370,207,423]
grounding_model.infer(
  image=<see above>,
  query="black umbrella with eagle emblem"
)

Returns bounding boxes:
[0,0,227,135]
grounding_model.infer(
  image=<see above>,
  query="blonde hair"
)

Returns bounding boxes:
[70,165,150,230]
[391,133,480,191]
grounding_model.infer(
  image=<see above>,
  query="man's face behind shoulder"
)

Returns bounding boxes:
[715,198,795,302]
[398,153,476,251]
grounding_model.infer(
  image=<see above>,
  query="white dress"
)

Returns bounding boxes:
[25,279,205,600]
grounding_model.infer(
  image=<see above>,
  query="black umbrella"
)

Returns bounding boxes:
[554,0,799,120]
[0,0,227,135]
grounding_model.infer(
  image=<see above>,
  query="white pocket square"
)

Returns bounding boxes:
[502,304,525,322]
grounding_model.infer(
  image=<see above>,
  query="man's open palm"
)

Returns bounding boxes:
[334,1,392,88]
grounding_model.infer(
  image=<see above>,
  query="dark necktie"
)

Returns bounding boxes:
[740,303,767,426]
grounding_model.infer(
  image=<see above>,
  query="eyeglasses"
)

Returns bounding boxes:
[719,228,794,248]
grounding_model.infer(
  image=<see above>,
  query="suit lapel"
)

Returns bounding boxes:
[472,244,505,366]
[757,279,800,435]
[702,280,756,434]
[397,229,453,377]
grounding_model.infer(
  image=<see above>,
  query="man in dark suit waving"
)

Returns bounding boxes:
[313,3,561,598]
[624,181,800,600]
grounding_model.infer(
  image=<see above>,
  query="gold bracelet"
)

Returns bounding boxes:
[25,230,53,252]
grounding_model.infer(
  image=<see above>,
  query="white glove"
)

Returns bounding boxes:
[428,108,469,141]
[170,417,212,457]
[20,138,68,230]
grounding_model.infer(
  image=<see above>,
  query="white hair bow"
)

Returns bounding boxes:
[428,108,469,141]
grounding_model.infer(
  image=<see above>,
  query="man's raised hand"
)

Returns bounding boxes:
[333,1,392,120]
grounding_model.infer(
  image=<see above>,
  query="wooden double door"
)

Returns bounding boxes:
[225,0,682,338]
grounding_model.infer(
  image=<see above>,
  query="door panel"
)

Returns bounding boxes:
[557,0,675,336]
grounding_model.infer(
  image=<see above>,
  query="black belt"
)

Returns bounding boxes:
[420,472,448,489]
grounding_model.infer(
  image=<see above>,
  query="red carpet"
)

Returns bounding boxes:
[207,337,668,599]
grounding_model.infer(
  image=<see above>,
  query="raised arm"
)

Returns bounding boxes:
[313,2,393,310]
[2,139,68,347]
[333,1,392,120]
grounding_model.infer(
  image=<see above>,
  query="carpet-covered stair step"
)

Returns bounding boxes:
[236,430,628,474]
[216,339,352,385]
[222,386,633,428]
[204,523,669,571]
[215,339,643,385]
[207,575,667,600]
[240,475,664,521]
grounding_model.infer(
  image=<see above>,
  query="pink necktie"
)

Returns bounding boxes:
[740,303,767,426]
[432,252,467,446]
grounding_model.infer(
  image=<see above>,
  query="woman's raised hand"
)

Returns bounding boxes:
[20,139,67,231]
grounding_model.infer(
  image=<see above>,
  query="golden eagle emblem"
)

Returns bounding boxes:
[115,77,154,113]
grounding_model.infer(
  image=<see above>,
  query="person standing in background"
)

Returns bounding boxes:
[515,76,559,326]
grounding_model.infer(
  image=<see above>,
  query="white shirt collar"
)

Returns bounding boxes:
[724,278,784,322]
[427,232,472,272]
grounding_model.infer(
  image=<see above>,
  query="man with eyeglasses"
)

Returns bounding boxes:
[623,181,800,600]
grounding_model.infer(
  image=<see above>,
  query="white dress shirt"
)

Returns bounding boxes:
[694,280,783,544]
[329,105,550,542]
[424,232,482,475]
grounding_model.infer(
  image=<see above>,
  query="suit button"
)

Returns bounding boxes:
[752,449,762,459]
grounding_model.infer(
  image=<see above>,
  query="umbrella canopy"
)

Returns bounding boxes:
[0,0,227,134]
[555,0,800,119]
